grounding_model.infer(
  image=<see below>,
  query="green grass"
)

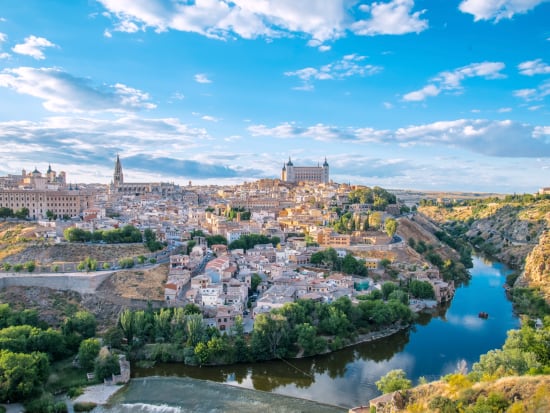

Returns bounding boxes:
[46,358,96,395]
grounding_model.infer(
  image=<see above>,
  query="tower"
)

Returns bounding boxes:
[322,157,329,184]
[114,154,123,186]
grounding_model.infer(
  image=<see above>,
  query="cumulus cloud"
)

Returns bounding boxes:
[514,79,550,101]
[518,59,550,76]
[97,0,429,47]
[285,54,382,90]
[0,32,9,59]
[194,73,212,84]
[351,0,428,36]
[0,67,156,113]
[403,61,505,101]
[249,118,550,157]
[459,0,548,22]
[12,35,57,59]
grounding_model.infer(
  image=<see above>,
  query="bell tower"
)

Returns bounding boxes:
[113,154,123,187]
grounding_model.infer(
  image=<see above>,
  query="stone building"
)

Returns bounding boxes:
[281,157,329,184]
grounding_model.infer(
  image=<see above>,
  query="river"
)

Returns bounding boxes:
[96,256,519,411]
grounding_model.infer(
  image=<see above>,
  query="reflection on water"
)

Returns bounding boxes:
[124,256,519,409]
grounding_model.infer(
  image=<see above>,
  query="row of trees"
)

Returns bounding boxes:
[64,225,165,252]
[228,234,280,251]
[2,260,36,272]
[0,206,30,220]
[112,296,414,366]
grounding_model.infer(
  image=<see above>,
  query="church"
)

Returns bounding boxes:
[110,155,180,198]
[281,157,329,184]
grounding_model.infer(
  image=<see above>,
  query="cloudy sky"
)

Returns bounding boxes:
[0,0,549,192]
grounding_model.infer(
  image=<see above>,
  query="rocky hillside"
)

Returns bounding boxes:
[371,375,550,412]
[517,231,550,302]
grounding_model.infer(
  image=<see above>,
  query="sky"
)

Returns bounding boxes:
[0,0,549,193]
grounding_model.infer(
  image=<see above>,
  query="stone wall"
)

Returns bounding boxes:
[0,271,113,294]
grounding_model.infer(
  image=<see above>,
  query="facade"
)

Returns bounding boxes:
[0,165,94,219]
[110,155,181,197]
[281,157,329,184]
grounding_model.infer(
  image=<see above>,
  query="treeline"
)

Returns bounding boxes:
[310,247,368,277]
[0,206,31,220]
[348,186,397,210]
[358,280,435,304]
[228,234,280,251]
[64,225,164,252]
[0,304,109,409]
[111,296,413,366]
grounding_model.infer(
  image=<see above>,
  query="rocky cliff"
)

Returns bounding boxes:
[517,230,550,302]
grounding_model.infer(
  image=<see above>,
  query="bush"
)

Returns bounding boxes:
[73,402,97,412]
[375,369,412,394]
[24,394,67,413]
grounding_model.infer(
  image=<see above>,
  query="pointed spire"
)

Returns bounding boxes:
[114,154,123,186]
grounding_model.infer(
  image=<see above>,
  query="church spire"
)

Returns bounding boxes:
[114,154,123,186]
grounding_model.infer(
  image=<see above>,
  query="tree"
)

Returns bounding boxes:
[23,261,36,272]
[186,314,205,347]
[0,349,49,402]
[251,313,290,360]
[295,323,326,356]
[0,207,14,219]
[119,309,134,346]
[78,338,100,371]
[14,207,29,220]
[381,282,398,300]
[409,280,435,299]
[45,210,55,221]
[94,347,120,381]
[251,273,262,292]
[369,211,382,229]
[385,218,398,238]
[375,369,412,394]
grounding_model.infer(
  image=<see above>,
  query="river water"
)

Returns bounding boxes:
[96,256,519,411]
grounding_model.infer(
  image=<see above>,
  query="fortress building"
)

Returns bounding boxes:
[281,157,329,184]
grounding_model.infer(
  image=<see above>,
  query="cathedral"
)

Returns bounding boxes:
[110,155,180,197]
[281,157,329,184]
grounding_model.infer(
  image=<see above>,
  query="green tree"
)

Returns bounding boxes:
[384,218,398,238]
[78,338,101,371]
[186,314,205,347]
[45,210,55,221]
[23,261,36,272]
[0,349,49,402]
[0,207,14,219]
[409,280,435,299]
[295,323,326,356]
[251,273,262,292]
[14,207,29,220]
[94,347,120,381]
[381,282,399,300]
[375,369,412,394]
[251,313,290,360]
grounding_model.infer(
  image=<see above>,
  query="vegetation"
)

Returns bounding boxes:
[111,296,412,366]
[376,369,412,393]
[0,304,100,404]
[64,224,143,244]
[228,234,280,251]
[348,186,397,210]
[143,228,164,252]
[309,248,368,276]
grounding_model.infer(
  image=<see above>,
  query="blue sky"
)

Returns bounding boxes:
[0,0,548,193]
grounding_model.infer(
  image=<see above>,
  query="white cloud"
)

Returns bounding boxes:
[0,67,156,113]
[97,0,429,46]
[518,59,550,76]
[403,61,505,101]
[285,54,382,90]
[403,84,440,101]
[194,73,212,84]
[0,33,6,43]
[459,0,548,22]
[351,0,428,36]
[498,107,512,112]
[201,115,220,122]
[12,35,57,60]
[318,45,331,52]
[514,79,550,101]
[104,29,113,38]
[249,118,550,157]
[383,102,394,109]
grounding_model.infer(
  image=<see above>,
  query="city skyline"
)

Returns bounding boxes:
[0,1,549,192]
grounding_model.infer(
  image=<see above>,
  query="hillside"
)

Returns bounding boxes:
[517,231,550,302]
[370,375,550,412]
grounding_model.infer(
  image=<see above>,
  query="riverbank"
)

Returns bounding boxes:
[73,383,126,405]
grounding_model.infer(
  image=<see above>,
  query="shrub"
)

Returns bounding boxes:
[73,402,97,412]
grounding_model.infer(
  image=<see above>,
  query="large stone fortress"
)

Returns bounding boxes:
[281,157,329,184]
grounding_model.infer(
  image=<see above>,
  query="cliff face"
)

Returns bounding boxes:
[517,230,550,301]
[420,202,548,270]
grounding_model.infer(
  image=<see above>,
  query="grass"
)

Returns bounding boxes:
[46,358,96,395]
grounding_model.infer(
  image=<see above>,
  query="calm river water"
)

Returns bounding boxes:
[97,256,519,411]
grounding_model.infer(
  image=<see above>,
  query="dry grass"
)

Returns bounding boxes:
[97,263,169,300]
